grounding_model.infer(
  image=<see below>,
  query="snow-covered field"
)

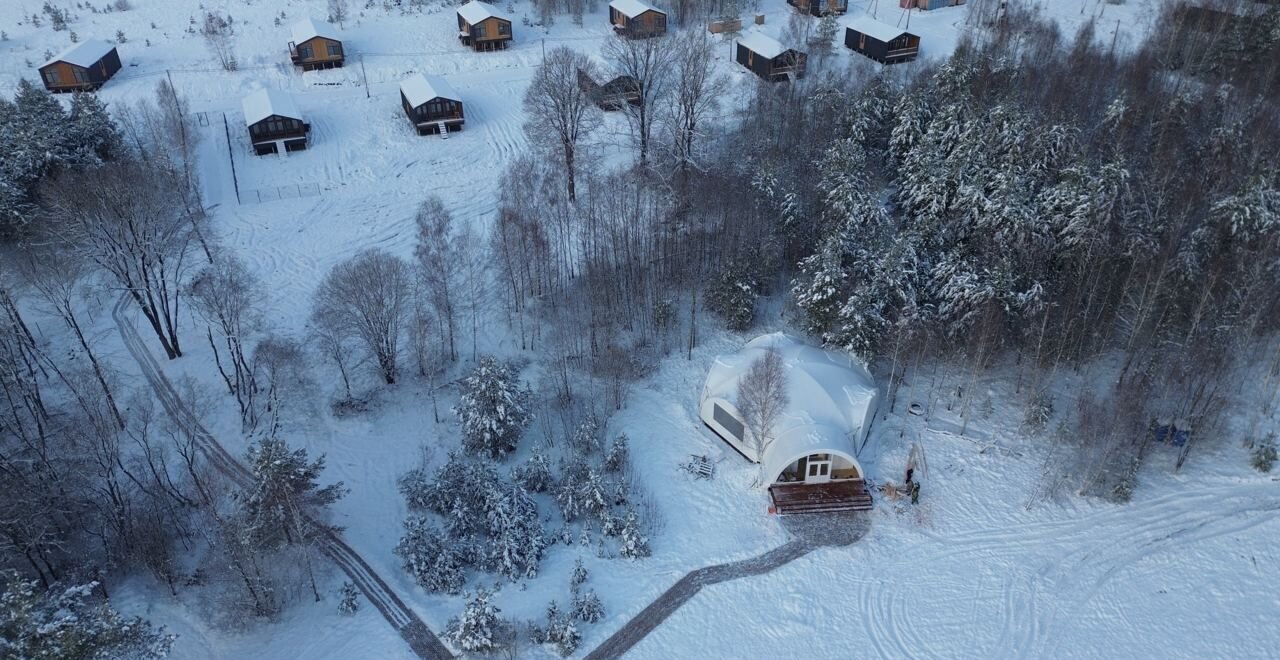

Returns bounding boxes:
[5,0,1277,658]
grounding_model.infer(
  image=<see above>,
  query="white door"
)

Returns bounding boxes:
[805,455,832,484]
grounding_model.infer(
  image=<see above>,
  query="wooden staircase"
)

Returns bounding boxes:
[769,480,873,515]
[436,121,449,139]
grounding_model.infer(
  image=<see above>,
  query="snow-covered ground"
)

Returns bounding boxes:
[5,0,1277,658]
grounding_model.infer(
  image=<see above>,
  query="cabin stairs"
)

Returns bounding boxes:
[436,121,449,138]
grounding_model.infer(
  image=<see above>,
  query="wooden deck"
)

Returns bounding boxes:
[769,479,873,515]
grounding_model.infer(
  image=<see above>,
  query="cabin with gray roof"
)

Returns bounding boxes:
[844,15,920,64]
[400,74,465,136]
[456,1,513,51]
[38,40,121,92]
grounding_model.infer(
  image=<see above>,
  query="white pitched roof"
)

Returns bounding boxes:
[736,31,786,59]
[844,14,912,42]
[457,0,504,24]
[241,89,303,126]
[291,17,341,44]
[701,333,879,483]
[43,39,115,68]
[400,73,461,107]
[609,0,662,18]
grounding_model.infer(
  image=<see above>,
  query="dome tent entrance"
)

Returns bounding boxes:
[699,334,879,512]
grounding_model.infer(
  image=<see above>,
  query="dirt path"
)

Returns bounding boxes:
[585,512,870,660]
[113,295,453,660]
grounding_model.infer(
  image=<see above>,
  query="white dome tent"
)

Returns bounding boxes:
[699,333,879,513]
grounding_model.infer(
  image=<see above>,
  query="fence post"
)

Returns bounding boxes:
[221,113,241,205]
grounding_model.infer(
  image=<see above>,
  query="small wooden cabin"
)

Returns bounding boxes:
[844,15,920,64]
[608,0,668,38]
[900,0,964,9]
[735,32,807,82]
[242,89,310,155]
[577,69,641,111]
[788,0,848,17]
[400,74,465,136]
[289,18,344,70]
[38,40,121,92]
[457,1,513,51]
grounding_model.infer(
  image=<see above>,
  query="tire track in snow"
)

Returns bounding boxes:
[113,294,453,660]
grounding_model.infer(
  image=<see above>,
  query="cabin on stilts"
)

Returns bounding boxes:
[608,0,669,38]
[577,69,641,111]
[899,0,965,10]
[844,15,920,64]
[289,18,345,70]
[700,333,880,514]
[400,74,465,136]
[457,1,513,51]
[787,0,848,18]
[735,32,807,82]
[38,40,121,92]
[242,89,310,155]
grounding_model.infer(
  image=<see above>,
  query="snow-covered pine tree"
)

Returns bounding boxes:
[569,413,603,454]
[444,588,502,653]
[485,481,546,580]
[512,450,554,492]
[393,515,466,594]
[454,356,532,459]
[569,558,588,590]
[1,576,176,659]
[570,588,604,624]
[240,437,345,550]
[337,581,360,615]
[554,457,591,522]
[65,92,122,164]
[793,235,847,337]
[617,508,650,559]
[603,433,629,473]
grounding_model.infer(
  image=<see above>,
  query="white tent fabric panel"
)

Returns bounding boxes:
[700,333,879,482]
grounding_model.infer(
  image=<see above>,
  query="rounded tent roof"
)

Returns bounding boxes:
[702,333,878,482]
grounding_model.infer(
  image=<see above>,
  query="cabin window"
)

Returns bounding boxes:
[859,33,866,49]
[474,24,487,38]
[713,404,745,441]
[73,69,89,83]
[498,22,510,35]
[298,44,314,59]
[655,15,666,31]
[44,70,60,83]
[327,44,341,56]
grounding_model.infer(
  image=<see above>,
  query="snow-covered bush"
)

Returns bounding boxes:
[569,413,603,454]
[484,482,546,580]
[1022,391,1054,435]
[569,558,588,590]
[530,601,581,657]
[618,508,651,559]
[445,588,503,653]
[394,516,466,594]
[337,581,360,615]
[1,576,175,659]
[603,433,629,473]
[454,356,533,459]
[554,458,608,522]
[571,589,605,624]
[705,257,762,331]
[1252,433,1277,473]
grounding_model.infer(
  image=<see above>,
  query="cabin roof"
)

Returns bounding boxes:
[457,0,505,25]
[291,17,341,44]
[609,0,663,18]
[844,14,914,42]
[42,39,115,68]
[737,31,786,59]
[401,73,461,107]
[242,89,303,126]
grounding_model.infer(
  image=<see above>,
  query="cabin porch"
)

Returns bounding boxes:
[769,479,873,514]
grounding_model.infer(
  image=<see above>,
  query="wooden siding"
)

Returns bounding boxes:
[292,35,344,67]
[611,7,667,38]
[844,27,919,64]
[38,48,121,92]
[401,91,466,135]
[457,14,513,49]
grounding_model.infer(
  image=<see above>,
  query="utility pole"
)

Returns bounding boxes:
[541,38,546,64]
[360,53,370,98]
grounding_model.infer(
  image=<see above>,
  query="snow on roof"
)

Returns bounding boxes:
[457,0,504,24]
[844,13,914,42]
[701,333,879,482]
[609,0,662,18]
[400,73,461,107]
[291,17,341,45]
[736,31,786,59]
[241,89,304,126]
[43,39,115,68]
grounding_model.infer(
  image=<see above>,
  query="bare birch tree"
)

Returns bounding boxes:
[312,249,410,385]
[523,47,603,202]
[47,161,198,360]
[665,31,727,190]
[603,34,675,169]
[189,255,262,429]
[414,196,463,362]
[737,347,788,483]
